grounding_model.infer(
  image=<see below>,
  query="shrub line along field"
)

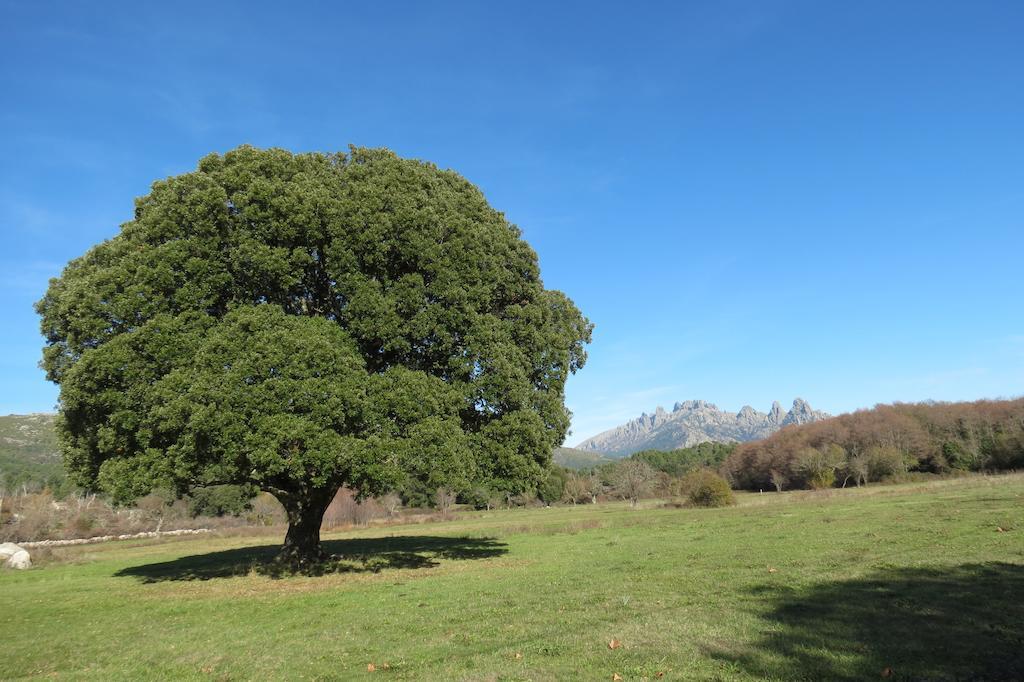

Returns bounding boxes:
[2,473,1023,680]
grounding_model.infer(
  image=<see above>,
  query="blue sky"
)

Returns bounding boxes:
[1,1,1022,443]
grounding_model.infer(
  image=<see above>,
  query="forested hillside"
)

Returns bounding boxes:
[552,447,614,470]
[724,398,1024,491]
[0,414,67,493]
[630,441,737,476]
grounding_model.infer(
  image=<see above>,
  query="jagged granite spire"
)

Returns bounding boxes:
[781,397,829,426]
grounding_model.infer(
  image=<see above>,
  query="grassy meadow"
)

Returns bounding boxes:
[2,474,1023,681]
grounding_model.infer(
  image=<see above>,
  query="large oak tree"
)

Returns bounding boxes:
[37,146,592,561]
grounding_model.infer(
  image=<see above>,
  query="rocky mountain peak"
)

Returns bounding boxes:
[781,397,829,426]
[673,400,716,412]
[575,398,830,457]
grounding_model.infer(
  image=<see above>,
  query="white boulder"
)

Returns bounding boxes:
[6,550,31,570]
[1,543,32,569]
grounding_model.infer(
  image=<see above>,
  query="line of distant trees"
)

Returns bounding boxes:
[9,398,1020,538]
[553,441,738,507]
[723,398,1024,491]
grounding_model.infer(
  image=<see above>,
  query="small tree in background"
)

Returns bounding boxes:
[539,468,567,506]
[795,446,842,489]
[379,492,402,518]
[434,487,456,518]
[611,459,656,507]
[681,469,735,507]
[463,484,497,510]
[840,450,870,488]
[769,469,788,492]
[866,445,908,481]
[563,473,590,505]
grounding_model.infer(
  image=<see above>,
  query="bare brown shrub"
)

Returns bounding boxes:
[321,488,385,530]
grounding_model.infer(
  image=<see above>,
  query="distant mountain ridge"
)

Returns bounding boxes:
[574,399,830,457]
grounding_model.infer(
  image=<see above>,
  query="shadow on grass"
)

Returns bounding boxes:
[707,562,1024,681]
[115,535,508,582]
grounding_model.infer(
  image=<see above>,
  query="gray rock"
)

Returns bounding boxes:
[1,543,31,569]
[575,398,830,457]
[781,397,829,426]
[0,542,22,560]
[6,549,31,570]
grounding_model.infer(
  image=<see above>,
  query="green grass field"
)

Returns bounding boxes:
[2,475,1023,681]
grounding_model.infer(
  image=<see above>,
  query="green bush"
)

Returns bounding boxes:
[539,468,569,505]
[866,446,907,481]
[795,446,842,489]
[187,485,257,518]
[807,467,836,489]
[682,470,736,508]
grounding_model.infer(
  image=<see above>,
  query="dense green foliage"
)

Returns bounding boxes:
[36,145,591,558]
[186,484,259,518]
[2,475,1021,679]
[538,466,570,504]
[628,441,736,477]
[726,399,1024,491]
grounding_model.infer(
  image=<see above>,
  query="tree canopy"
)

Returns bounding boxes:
[37,145,592,560]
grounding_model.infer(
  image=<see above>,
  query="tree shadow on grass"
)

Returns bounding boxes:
[115,535,508,582]
[707,563,1024,681]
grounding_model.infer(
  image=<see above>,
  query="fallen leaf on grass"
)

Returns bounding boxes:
[608,639,621,650]
[655,672,665,678]
[996,527,1006,532]
[768,567,778,573]
[367,663,376,672]
[514,652,523,660]
[612,674,623,681]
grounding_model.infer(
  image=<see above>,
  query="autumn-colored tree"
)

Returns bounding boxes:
[611,459,656,507]
[769,469,788,492]
[562,473,590,505]
[725,399,1024,491]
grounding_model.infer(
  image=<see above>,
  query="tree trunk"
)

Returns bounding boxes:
[278,489,334,564]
